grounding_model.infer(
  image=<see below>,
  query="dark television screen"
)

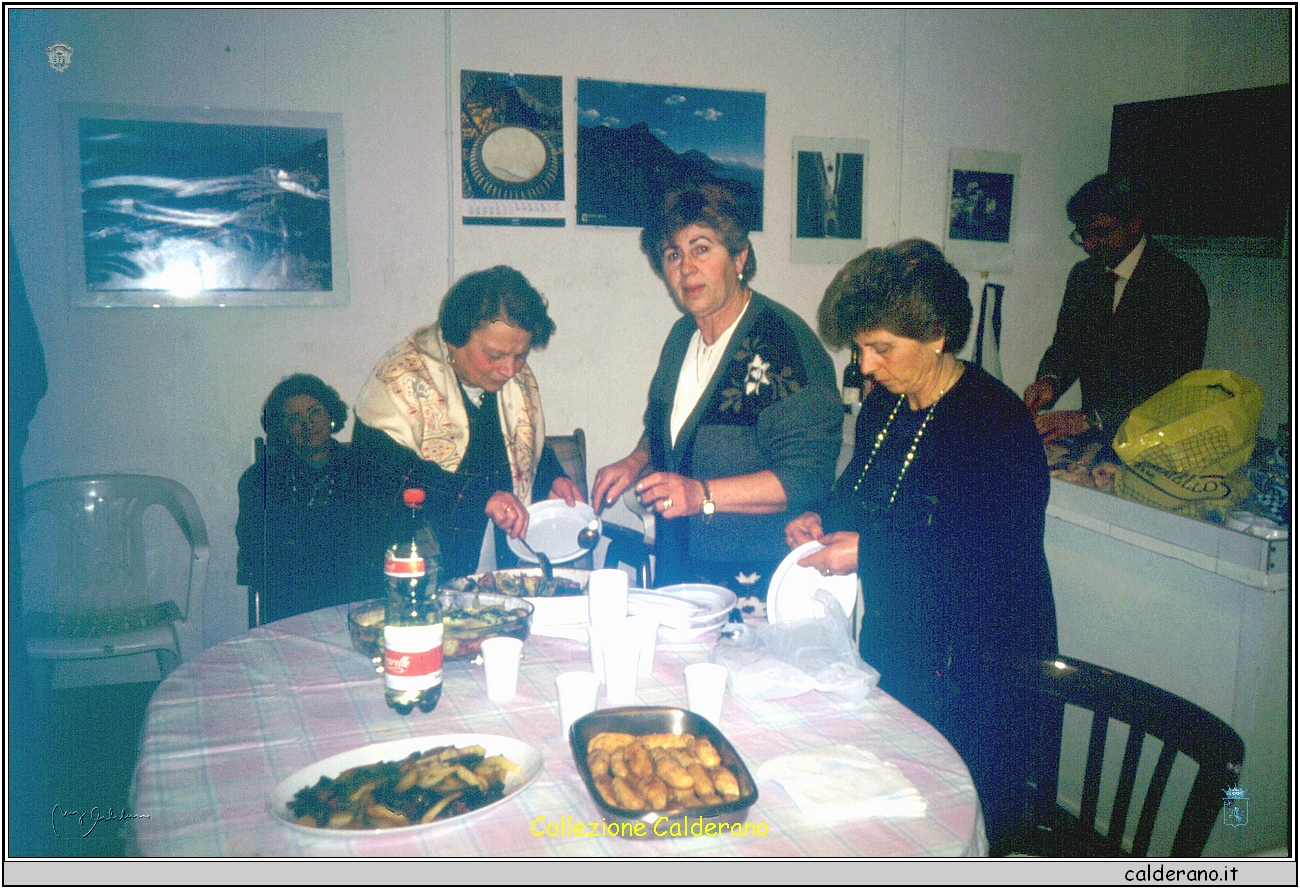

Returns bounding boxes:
[1108,85,1289,254]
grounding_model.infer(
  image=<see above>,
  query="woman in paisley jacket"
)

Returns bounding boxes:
[591,183,842,597]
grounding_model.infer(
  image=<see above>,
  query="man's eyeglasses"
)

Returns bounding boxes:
[1069,223,1119,246]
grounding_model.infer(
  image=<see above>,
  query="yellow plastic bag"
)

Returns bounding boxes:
[1112,370,1263,518]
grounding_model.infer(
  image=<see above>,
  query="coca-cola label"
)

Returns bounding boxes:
[384,553,425,577]
[383,624,443,691]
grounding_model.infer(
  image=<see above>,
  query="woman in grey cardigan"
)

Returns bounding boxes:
[591,183,842,598]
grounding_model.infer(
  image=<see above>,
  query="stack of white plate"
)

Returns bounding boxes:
[766,541,858,624]
[626,583,736,642]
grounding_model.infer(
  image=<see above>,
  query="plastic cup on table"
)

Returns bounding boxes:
[587,568,629,628]
[555,671,600,739]
[631,614,660,678]
[601,617,641,707]
[588,623,606,683]
[684,662,729,726]
[480,636,524,702]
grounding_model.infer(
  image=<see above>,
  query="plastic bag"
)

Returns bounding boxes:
[712,590,880,702]
[1112,369,1263,519]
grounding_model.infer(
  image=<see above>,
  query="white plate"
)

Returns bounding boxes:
[767,541,857,624]
[627,583,736,635]
[507,501,600,565]
[269,733,543,835]
[656,616,729,643]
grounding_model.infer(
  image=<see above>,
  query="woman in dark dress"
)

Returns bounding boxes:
[786,239,1058,850]
[237,374,363,625]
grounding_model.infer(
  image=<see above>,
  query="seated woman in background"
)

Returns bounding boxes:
[785,239,1057,851]
[591,182,842,602]
[352,265,583,581]
[237,373,363,626]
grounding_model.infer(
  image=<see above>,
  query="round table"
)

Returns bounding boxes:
[129,604,987,856]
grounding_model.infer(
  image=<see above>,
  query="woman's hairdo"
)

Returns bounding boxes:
[261,373,348,445]
[640,181,758,281]
[818,238,972,353]
[438,265,556,348]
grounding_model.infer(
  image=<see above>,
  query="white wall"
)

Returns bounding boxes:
[7,8,1290,657]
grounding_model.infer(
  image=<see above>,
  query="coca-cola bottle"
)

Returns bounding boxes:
[383,488,443,715]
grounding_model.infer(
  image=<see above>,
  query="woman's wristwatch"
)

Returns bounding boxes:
[700,479,715,522]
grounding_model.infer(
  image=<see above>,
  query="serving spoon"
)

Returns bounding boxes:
[577,518,601,551]
[517,537,553,580]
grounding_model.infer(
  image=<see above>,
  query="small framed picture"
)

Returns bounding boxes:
[791,137,868,264]
[943,148,1020,273]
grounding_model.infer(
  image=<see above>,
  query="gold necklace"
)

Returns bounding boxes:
[852,371,953,507]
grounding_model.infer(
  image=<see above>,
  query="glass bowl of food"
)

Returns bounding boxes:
[438,591,534,661]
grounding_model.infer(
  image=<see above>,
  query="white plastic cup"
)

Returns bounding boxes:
[480,636,524,702]
[588,623,606,683]
[588,568,629,627]
[556,670,600,739]
[684,662,729,725]
[602,617,641,706]
[631,614,660,678]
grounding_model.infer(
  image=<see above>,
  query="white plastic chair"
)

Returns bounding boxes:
[20,474,209,689]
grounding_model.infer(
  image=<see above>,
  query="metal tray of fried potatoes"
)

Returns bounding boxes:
[568,706,758,838]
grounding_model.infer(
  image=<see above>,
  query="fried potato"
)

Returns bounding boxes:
[609,748,630,779]
[652,751,696,790]
[686,762,716,797]
[694,737,721,768]
[626,741,654,780]
[589,732,636,751]
[593,775,618,807]
[587,749,610,778]
[641,732,693,750]
[612,776,648,810]
[642,775,670,810]
[711,766,740,799]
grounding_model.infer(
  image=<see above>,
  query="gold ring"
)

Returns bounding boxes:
[661,497,673,511]
[821,569,831,577]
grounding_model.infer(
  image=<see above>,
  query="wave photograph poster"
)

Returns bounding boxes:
[61,103,349,308]
[576,79,765,229]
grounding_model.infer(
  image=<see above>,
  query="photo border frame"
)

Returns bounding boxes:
[60,103,350,308]
[943,148,1020,275]
[790,137,869,265]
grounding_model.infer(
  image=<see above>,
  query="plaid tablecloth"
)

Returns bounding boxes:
[130,605,987,856]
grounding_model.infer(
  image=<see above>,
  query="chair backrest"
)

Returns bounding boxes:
[545,428,588,502]
[1034,656,1245,856]
[21,475,210,627]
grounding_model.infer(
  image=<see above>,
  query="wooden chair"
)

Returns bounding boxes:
[20,474,209,691]
[1007,656,1244,857]
[545,428,588,502]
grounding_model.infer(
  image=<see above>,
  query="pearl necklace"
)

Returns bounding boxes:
[852,373,953,507]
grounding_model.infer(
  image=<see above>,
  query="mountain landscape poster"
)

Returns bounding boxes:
[576,79,764,229]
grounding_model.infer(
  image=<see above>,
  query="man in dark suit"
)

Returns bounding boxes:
[1024,174,1209,443]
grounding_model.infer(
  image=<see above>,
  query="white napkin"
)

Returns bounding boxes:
[525,596,590,642]
[756,744,927,821]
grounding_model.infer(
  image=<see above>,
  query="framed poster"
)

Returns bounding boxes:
[61,104,349,307]
[461,70,565,227]
[943,149,1020,274]
[791,137,869,264]
[576,79,764,229]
